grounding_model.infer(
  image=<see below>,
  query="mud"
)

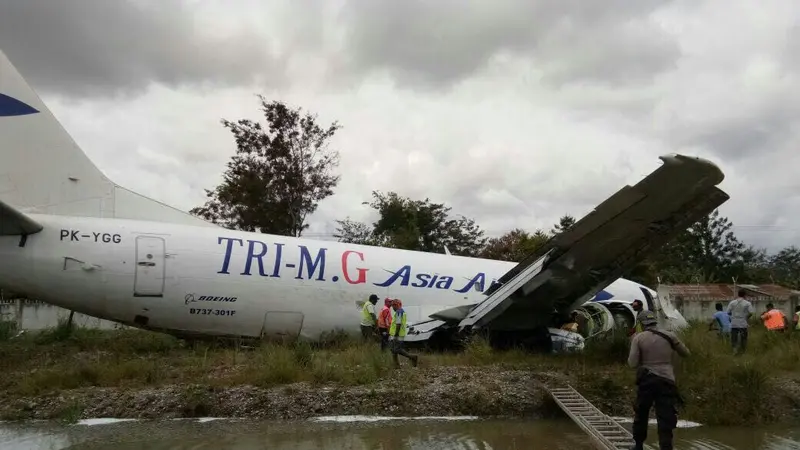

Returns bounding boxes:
[0,367,559,422]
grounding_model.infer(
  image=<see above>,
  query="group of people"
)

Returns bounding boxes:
[709,289,800,354]
[359,294,419,368]
[627,289,800,450]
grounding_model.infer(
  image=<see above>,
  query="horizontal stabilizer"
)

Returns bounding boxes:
[0,199,43,236]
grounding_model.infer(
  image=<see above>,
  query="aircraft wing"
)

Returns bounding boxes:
[409,154,729,341]
[0,199,43,236]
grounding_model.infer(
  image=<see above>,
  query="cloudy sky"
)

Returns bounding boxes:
[2,0,799,252]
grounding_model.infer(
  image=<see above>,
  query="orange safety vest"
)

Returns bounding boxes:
[762,309,786,330]
[377,306,393,328]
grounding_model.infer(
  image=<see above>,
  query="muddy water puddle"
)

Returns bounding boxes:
[1,417,799,449]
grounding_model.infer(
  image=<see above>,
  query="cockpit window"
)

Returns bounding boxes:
[640,287,656,311]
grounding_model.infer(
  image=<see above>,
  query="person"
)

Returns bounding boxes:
[389,299,418,368]
[561,311,579,333]
[628,300,645,336]
[360,294,379,340]
[726,289,754,355]
[793,306,800,331]
[377,297,393,351]
[760,303,788,332]
[708,302,731,341]
[628,311,690,450]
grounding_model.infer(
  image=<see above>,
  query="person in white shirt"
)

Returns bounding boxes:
[726,289,755,355]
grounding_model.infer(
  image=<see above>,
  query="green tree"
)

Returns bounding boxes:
[645,209,745,283]
[731,246,772,284]
[480,228,551,262]
[769,246,800,288]
[551,215,576,235]
[191,97,341,236]
[332,218,389,247]
[334,191,487,256]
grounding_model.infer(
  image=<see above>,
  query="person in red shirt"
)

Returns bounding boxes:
[377,298,393,351]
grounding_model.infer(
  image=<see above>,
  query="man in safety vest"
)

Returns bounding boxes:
[377,297,393,351]
[628,300,645,336]
[360,294,379,340]
[389,298,419,368]
[760,303,788,332]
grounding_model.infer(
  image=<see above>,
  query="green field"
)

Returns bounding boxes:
[0,319,797,426]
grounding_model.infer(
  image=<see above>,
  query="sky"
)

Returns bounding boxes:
[1,0,799,253]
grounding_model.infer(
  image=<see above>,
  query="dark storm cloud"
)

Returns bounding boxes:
[336,0,681,90]
[0,0,282,97]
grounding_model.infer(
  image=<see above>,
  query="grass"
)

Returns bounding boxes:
[0,320,798,426]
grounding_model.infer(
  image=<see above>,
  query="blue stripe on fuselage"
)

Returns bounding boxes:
[592,290,614,301]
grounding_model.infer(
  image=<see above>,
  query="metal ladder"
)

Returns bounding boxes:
[547,385,653,450]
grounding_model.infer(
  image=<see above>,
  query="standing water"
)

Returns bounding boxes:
[1,418,799,450]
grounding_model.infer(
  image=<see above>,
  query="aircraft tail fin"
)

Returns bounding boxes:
[0,198,43,236]
[0,49,216,227]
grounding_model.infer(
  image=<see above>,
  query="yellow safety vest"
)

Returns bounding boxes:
[389,308,408,337]
[361,301,375,326]
[634,320,644,333]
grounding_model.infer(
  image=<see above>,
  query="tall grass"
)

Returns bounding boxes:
[0,321,797,425]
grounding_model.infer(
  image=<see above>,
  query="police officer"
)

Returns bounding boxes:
[627,311,690,450]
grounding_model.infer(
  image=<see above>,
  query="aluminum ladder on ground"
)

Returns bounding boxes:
[547,384,654,450]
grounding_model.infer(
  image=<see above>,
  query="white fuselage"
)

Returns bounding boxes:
[0,214,651,340]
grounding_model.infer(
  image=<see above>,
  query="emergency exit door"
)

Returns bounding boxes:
[134,236,166,298]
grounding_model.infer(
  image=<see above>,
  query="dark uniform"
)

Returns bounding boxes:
[627,311,690,450]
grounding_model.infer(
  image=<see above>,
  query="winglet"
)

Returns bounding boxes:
[0,199,43,236]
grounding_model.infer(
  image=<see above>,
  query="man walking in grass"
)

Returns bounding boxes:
[709,302,731,341]
[726,289,754,355]
[389,298,418,368]
[628,311,690,450]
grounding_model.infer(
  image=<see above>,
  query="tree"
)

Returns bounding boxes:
[333,218,390,247]
[644,209,745,283]
[480,228,551,262]
[190,97,341,236]
[333,191,487,256]
[686,209,745,281]
[731,246,772,284]
[770,246,800,288]
[551,215,576,235]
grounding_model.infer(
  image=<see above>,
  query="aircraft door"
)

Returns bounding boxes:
[134,236,166,298]
[261,311,304,341]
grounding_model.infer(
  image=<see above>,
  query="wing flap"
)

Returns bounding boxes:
[0,199,43,236]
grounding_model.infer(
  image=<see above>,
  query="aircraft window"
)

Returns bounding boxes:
[640,287,656,311]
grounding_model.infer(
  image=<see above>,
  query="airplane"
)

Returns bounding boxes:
[0,49,728,353]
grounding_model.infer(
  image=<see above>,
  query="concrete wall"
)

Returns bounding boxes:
[657,288,798,322]
[0,299,122,331]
